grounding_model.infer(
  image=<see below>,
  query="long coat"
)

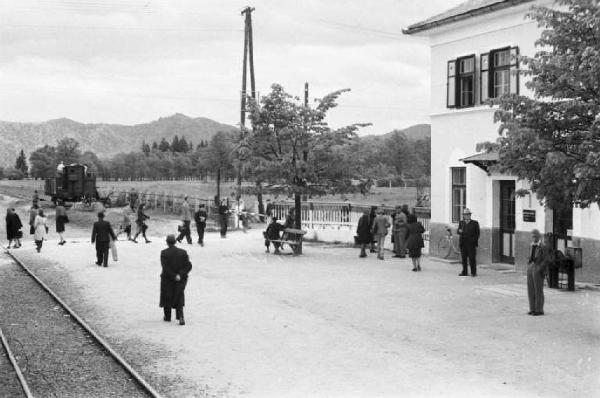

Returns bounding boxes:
[371,214,390,237]
[55,205,67,233]
[458,219,480,250]
[356,214,372,244]
[160,246,192,309]
[6,212,23,240]
[34,215,48,241]
[406,222,425,250]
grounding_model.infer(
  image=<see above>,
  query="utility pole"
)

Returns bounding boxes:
[237,6,256,201]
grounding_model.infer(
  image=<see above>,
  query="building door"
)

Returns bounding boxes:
[552,206,573,252]
[500,181,515,263]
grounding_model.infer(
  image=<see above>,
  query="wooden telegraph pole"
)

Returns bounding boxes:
[237,6,256,201]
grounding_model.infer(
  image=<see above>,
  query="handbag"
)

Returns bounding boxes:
[17,230,23,239]
[110,239,118,261]
[63,215,70,224]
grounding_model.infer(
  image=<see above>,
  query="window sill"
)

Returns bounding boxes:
[431,104,497,117]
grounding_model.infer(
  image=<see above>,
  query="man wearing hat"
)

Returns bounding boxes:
[458,208,480,276]
[160,234,192,325]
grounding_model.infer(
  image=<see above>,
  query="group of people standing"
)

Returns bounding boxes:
[356,205,425,271]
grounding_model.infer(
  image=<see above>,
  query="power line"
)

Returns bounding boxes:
[1,24,242,32]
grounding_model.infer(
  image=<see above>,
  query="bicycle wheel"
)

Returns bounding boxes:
[437,237,452,258]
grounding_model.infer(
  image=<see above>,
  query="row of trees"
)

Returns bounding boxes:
[23,116,430,187]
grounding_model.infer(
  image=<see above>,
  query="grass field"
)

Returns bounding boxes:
[0,179,421,211]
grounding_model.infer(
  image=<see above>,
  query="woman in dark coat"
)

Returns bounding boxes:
[356,209,372,258]
[406,214,425,271]
[6,208,23,248]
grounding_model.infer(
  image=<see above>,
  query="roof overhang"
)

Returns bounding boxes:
[460,151,499,174]
[402,0,534,35]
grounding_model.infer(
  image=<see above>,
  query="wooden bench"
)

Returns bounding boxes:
[268,228,307,255]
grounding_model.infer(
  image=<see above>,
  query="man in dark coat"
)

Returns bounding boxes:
[458,207,480,276]
[527,229,551,316]
[194,204,207,246]
[160,234,192,325]
[264,216,284,254]
[91,212,116,267]
[356,209,372,258]
[218,200,230,238]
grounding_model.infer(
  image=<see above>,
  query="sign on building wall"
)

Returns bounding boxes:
[523,209,536,222]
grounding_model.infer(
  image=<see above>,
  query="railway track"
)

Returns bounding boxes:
[0,244,163,398]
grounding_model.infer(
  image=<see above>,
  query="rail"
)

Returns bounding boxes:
[0,326,33,398]
[0,243,163,398]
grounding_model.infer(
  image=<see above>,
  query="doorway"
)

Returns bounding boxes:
[499,181,515,263]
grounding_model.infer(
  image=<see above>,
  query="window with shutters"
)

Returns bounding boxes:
[447,55,475,108]
[451,167,466,223]
[481,46,519,103]
[458,56,475,107]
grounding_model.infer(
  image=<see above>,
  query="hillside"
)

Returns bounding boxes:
[361,124,430,143]
[0,113,237,168]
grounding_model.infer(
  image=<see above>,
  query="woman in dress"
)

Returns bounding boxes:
[406,214,425,271]
[34,209,48,253]
[55,200,68,245]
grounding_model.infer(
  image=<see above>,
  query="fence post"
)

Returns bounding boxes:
[163,192,166,213]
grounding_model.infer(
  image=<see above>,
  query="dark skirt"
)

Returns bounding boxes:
[409,248,422,258]
[56,219,65,233]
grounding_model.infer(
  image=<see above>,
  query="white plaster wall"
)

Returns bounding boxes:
[573,207,600,239]
[428,0,551,229]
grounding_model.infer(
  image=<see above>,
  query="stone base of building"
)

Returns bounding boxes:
[429,222,600,284]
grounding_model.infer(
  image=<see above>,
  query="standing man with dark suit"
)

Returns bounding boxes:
[91,212,116,267]
[527,229,550,316]
[194,204,207,246]
[458,208,480,277]
[160,234,192,325]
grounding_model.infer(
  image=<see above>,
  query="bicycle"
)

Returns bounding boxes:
[436,226,461,259]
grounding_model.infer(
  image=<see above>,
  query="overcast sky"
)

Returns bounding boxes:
[0,0,465,135]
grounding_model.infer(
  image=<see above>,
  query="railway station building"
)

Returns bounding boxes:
[404,0,600,283]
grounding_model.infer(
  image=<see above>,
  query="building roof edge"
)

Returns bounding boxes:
[402,0,534,35]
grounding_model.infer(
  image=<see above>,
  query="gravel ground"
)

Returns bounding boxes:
[0,252,150,398]
[0,333,26,398]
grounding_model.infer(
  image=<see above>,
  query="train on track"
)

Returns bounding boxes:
[44,164,112,207]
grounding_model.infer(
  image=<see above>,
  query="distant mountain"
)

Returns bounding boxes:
[0,114,237,168]
[361,124,430,143]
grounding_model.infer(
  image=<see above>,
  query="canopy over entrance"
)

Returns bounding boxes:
[460,151,499,174]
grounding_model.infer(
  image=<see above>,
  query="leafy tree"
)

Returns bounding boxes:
[0,166,4,179]
[80,151,102,175]
[29,145,57,178]
[489,0,600,209]
[55,137,82,165]
[246,84,369,228]
[151,141,158,151]
[141,141,151,156]
[203,131,234,203]
[171,135,180,152]
[158,138,170,152]
[5,167,24,180]
[179,136,189,153]
[15,149,28,176]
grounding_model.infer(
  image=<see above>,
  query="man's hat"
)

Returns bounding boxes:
[166,234,176,244]
[463,208,472,214]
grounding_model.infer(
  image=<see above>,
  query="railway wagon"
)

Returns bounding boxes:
[44,164,99,205]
